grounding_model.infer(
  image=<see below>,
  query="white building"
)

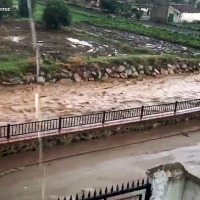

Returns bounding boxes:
[150,4,200,23]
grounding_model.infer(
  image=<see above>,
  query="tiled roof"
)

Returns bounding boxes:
[171,4,200,13]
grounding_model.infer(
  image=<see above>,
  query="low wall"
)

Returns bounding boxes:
[0,111,200,157]
[147,163,200,200]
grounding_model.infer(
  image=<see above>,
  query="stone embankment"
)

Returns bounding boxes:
[2,56,200,85]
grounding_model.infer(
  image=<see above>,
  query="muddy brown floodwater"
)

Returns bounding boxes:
[1,74,200,126]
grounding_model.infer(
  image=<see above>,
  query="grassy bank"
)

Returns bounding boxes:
[0,54,199,78]
[85,54,200,66]
[168,22,200,31]
[0,55,57,77]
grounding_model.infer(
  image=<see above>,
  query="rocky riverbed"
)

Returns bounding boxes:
[76,24,200,56]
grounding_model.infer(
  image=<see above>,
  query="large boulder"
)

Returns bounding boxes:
[74,73,82,82]
[37,76,45,84]
[131,71,139,78]
[114,65,126,73]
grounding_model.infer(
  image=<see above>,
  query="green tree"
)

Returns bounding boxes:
[42,0,72,29]
[0,0,13,21]
[123,12,132,21]
[99,0,120,13]
[135,9,143,20]
[121,4,133,21]
[18,0,36,17]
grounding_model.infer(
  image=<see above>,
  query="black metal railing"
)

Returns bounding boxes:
[1,99,200,139]
[58,179,152,200]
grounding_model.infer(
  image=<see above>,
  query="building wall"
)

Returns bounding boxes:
[183,180,200,200]
[167,6,181,23]
[148,163,200,200]
[150,5,169,22]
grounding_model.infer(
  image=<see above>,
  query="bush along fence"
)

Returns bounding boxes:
[1,99,200,139]
[58,179,152,200]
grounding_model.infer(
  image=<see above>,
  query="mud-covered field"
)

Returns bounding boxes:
[76,24,200,56]
[0,21,129,60]
[1,20,200,61]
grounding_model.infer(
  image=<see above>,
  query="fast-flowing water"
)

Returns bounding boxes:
[1,73,200,126]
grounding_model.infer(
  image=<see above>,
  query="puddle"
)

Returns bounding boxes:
[3,36,25,43]
[66,38,92,47]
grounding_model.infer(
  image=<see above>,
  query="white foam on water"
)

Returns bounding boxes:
[3,36,24,43]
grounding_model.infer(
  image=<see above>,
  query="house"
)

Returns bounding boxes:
[150,4,200,23]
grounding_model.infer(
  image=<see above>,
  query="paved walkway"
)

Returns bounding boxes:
[1,120,199,172]
[1,120,200,200]
[1,106,200,144]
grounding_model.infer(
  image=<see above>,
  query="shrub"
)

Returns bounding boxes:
[42,0,72,29]
[99,0,120,13]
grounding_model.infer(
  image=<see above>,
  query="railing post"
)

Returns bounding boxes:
[144,183,152,200]
[174,101,178,114]
[58,117,62,133]
[140,106,144,119]
[102,111,106,124]
[7,124,10,139]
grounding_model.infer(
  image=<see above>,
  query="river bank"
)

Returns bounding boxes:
[1,55,200,86]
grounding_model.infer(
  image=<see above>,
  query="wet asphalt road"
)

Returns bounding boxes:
[1,127,200,200]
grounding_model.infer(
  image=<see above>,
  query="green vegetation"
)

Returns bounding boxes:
[4,0,200,48]
[85,54,200,67]
[0,54,57,77]
[168,22,200,31]
[99,0,120,13]
[85,54,176,65]
[42,0,72,29]
[0,55,29,76]
[83,18,200,49]
[1,54,199,77]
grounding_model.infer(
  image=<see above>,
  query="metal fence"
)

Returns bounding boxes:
[1,99,200,139]
[58,179,152,200]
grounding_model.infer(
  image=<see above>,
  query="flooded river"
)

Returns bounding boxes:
[0,74,200,126]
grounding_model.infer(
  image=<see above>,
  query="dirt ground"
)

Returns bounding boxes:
[0,21,127,59]
[0,73,200,126]
[1,122,200,200]
[77,24,200,56]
